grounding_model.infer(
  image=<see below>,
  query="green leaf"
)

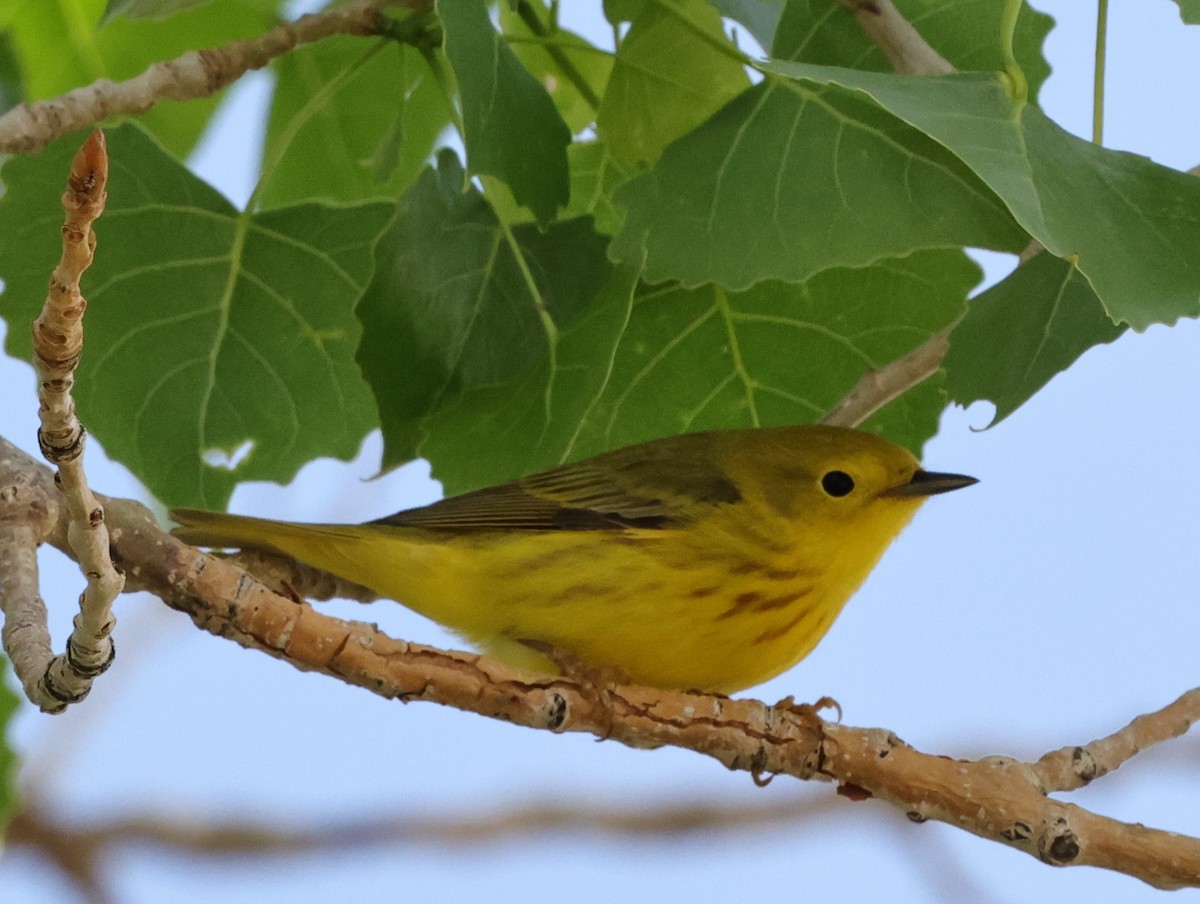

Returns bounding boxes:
[500,5,611,134]
[0,124,391,508]
[759,62,1200,329]
[565,141,633,236]
[596,0,750,168]
[603,0,643,25]
[437,0,571,226]
[357,151,613,471]
[759,64,1044,228]
[0,30,25,115]
[944,253,1125,426]
[1171,0,1200,25]
[772,0,1052,101]
[421,249,976,492]
[260,39,453,208]
[485,138,634,235]
[420,264,641,493]
[710,0,787,50]
[101,0,213,23]
[1018,110,1200,329]
[7,0,276,157]
[609,79,1026,289]
[0,657,19,835]
[579,250,971,453]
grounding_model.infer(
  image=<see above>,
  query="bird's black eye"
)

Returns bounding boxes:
[821,470,855,498]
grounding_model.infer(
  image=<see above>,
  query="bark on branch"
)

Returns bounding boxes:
[0,0,417,155]
[0,434,1198,888]
[1,131,120,713]
[837,0,954,74]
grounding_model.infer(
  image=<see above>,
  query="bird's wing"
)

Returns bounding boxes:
[373,434,742,533]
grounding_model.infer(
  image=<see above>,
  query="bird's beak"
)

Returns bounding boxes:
[887,469,978,498]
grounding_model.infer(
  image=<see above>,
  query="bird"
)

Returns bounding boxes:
[171,424,975,693]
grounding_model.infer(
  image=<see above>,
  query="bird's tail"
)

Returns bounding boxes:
[169,507,396,587]
[170,508,363,554]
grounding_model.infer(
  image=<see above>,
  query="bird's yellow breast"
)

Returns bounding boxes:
[348,495,921,693]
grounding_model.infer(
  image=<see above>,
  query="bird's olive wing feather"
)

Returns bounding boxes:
[373,433,742,533]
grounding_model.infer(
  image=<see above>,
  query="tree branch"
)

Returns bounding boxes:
[838,0,954,74]
[1033,687,1200,793]
[0,131,119,713]
[1,434,1198,887]
[820,323,954,428]
[816,2,959,427]
[0,1,415,155]
[7,791,837,859]
[5,791,838,903]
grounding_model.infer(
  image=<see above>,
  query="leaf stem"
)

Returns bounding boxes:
[500,222,560,423]
[421,44,463,136]
[1093,0,1108,144]
[999,0,1028,104]
[500,222,560,354]
[712,286,760,427]
[504,34,614,57]
[513,0,602,112]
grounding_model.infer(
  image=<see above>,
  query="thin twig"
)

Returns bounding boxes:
[817,2,954,426]
[0,1,413,155]
[0,485,59,705]
[8,791,836,860]
[837,0,953,74]
[820,323,954,428]
[514,1,602,111]
[1,131,120,713]
[821,723,1200,887]
[1034,687,1200,793]
[5,791,836,902]
[821,1,1013,427]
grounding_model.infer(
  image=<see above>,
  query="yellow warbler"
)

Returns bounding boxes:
[171,425,974,693]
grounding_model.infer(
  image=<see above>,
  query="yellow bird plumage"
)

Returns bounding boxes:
[171,425,974,693]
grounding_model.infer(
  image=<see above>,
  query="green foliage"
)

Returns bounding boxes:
[4,0,276,156]
[596,0,749,167]
[260,39,453,209]
[357,150,612,471]
[1172,0,1200,25]
[100,0,214,22]
[609,79,1028,288]
[438,0,571,226]
[945,253,1125,426]
[0,31,24,113]
[0,0,1198,503]
[0,124,391,508]
[709,0,786,49]
[500,5,612,135]
[423,249,974,492]
[564,141,632,236]
[773,0,1052,100]
[760,62,1200,329]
